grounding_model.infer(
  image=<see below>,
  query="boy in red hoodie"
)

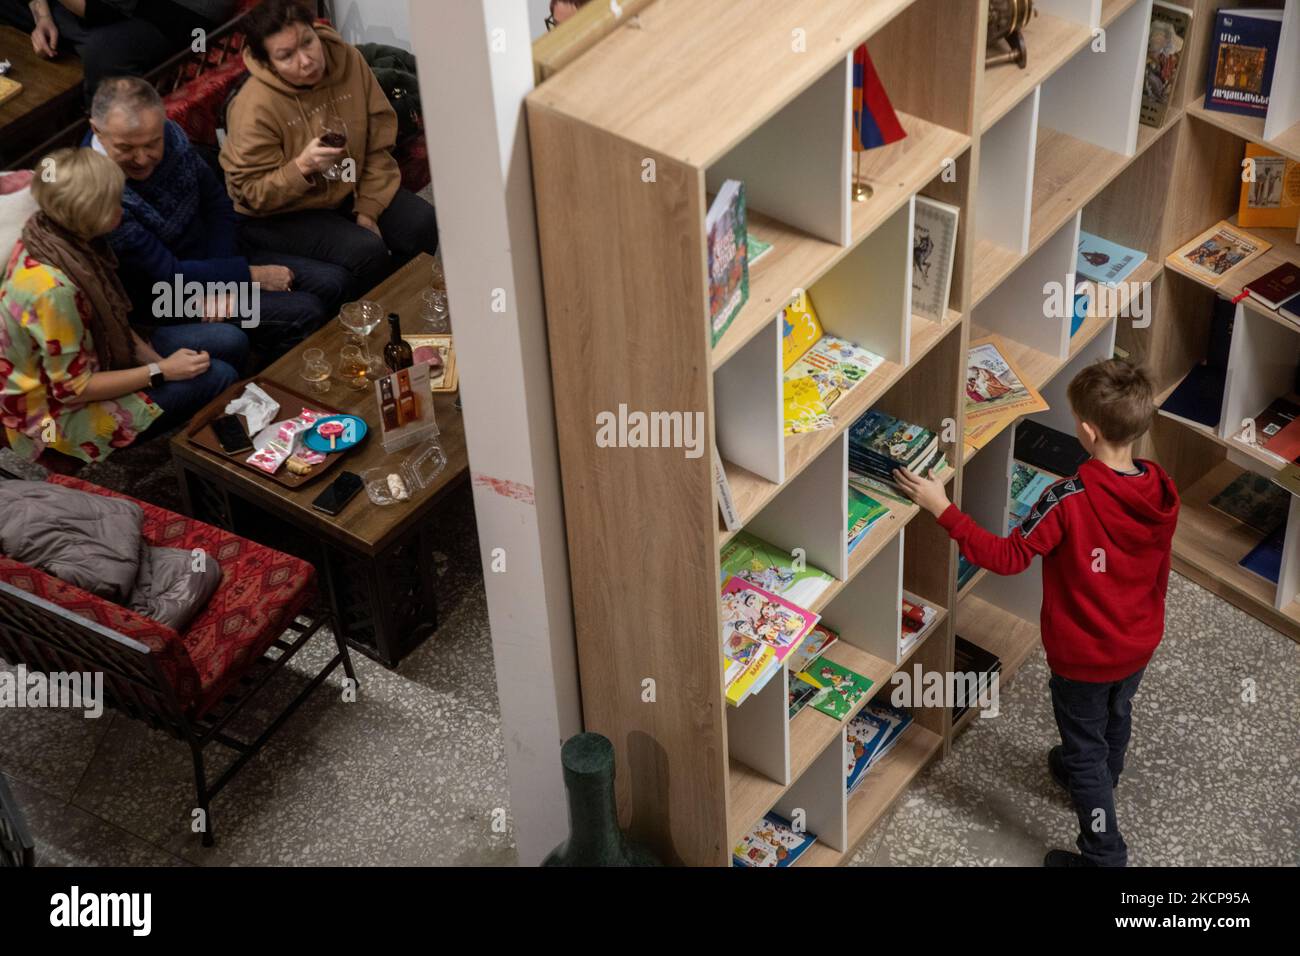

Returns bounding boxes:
[895,359,1180,867]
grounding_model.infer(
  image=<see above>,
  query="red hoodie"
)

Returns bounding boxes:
[939,458,1180,682]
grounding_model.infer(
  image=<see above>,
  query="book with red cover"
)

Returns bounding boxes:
[1245,262,1300,310]
[1263,414,1300,462]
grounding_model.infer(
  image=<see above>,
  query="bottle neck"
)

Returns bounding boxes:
[388,315,402,342]
[562,763,623,856]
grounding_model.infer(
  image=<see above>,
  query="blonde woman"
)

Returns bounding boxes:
[0,148,247,464]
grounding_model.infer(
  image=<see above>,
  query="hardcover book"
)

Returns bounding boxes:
[1239,143,1300,231]
[732,812,817,867]
[1238,524,1285,585]
[912,196,960,322]
[781,294,824,371]
[1264,415,1300,463]
[1167,220,1271,286]
[1203,9,1284,118]
[1140,2,1193,128]
[707,180,748,347]
[964,336,1049,449]
[1237,395,1300,455]
[1161,296,1235,427]
[720,531,836,608]
[1209,471,1290,534]
[1076,231,1148,286]
[1281,292,1300,325]
[1245,263,1300,311]
[720,576,819,707]
[1014,419,1090,478]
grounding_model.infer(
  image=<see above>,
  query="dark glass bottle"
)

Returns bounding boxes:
[541,733,660,867]
[384,312,413,372]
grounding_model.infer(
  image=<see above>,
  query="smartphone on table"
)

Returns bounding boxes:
[311,471,364,516]
[211,414,253,455]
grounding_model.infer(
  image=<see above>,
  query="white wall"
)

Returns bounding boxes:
[331,0,413,49]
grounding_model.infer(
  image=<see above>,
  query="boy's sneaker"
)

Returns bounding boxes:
[1048,746,1120,791]
[1044,849,1097,867]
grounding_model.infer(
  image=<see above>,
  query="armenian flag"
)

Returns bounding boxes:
[852,44,906,151]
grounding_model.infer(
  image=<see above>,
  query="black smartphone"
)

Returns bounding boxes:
[211,414,253,455]
[311,471,364,516]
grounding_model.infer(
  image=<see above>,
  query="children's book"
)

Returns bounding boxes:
[900,591,939,656]
[1076,231,1148,286]
[707,180,748,347]
[1167,220,1271,286]
[912,197,960,322]
[1140,2,1193,129]
[785,336,885,414]
[1238,524,1285,584]
[800,657,873,721]
[783,376,833,435]
[1203,8,1284,119]
[1239,143,1300,231]
[720,531,836,608]
[720,576,819,707]
[732,812,817,867]
[848,470,915,506]
[713,442,741,532]
[847,487,889,553]
[788,623,839,676]
[846,703,913,793]
[781,295,824,371]
[1009,461,1055,530]
[748,232,773,267]
[1209,471,1290,534]
[789,679,823,719]
[964,337,1049,449]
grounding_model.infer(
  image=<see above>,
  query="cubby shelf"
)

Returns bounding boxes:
[980,10,1092,133]
[1165,225,1300,302]
[1185,102,1300,164]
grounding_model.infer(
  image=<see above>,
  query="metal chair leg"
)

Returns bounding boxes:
[190,744,215,848]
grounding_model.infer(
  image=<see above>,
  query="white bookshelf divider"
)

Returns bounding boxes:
[1264,0,1300,144]
[1276,495,1300,611]
[973,212,1079,359]
[716,314,784,483]
[749,433,850,580]
[1222,303,1300,445]
[727,666,790,786]
[777,730,847,853]
[706,57,850,246]
[1038,0,1153,157]
[976,85,1040,254]
[822,531,903,665]
[1037,0,1100,27]
[810,200,913,365]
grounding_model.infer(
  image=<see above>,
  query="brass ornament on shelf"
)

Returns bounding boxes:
[987,0,1036,69]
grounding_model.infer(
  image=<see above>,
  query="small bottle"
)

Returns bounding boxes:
[384,312,413,372]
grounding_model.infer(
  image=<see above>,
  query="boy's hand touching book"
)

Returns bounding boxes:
[893,467,950,517]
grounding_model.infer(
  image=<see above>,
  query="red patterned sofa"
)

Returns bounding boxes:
[0,473,356,847]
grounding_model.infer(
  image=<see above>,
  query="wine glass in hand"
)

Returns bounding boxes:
[318,113,348,181]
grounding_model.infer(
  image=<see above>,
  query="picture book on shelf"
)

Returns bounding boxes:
[1015,420,1090,482]
[720,531,836,608]
[783,376,833,435]
[707,179,748,348]
[781,294,824,371]
[1209,471,1290,535]
[1167,220,1270,286]
[1238,523,1285,585]
[747,232,773,267]
[849,410,946,489]
[847,487,889,553]
[1009,461,1056,532]
[788,623,839,679]
[912,196,960,323]
[1203,8,1284,119]
[900,591,938,656]
[1140,2,1193,129]
[964,336,1049,449]
[784,335,885,417]
[849,470,915,506]
[1239,144,1300,231]
[800,657,873,721]
[732,812,817,867]
[720,576,818,707]
[1076,232,1147,286]
[1244,263,1300,312]
[846,703,913,794]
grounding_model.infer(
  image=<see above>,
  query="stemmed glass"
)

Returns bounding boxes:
[319,112,348,181]
[339,300,385,379]
[300,348,332,394]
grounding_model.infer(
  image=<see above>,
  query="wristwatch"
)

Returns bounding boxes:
[148,362,165,389]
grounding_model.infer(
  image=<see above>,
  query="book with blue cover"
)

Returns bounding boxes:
[1239,524,1285,584]
[1203,9,1285,118]
[1077,232,1148,286]
[1160,296,1234,427]
[732,812,818,867]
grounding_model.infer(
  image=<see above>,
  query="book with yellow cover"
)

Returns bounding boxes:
[1166,220,1271,286]
[780,295,824,371]
[964,336,1049,449]
[1239,144,1300,230]
[783,376,831,435]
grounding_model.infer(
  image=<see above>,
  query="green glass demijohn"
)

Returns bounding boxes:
[541,732,660,866]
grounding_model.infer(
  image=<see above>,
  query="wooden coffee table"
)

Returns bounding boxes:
[0,26,83,166]
[170,254,468,667]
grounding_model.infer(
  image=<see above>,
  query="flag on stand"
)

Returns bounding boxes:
[852,44,906,151]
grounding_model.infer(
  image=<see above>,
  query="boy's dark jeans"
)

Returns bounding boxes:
[1049,667,1145,867]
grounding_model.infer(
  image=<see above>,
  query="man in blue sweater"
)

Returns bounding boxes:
[87,76,350,362]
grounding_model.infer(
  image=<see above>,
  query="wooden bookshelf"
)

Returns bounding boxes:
[527,0,1300,866]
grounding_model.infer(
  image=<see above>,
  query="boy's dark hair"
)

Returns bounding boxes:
[243,0,317,64]
[1067,359,1156,445]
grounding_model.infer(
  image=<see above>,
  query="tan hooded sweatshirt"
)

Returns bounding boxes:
[220,24,401,221]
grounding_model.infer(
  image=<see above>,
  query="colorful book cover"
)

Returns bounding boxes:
[788,680,823,720]
[845,709,890,792]
[785,336,885,413]
[849,410,939,470]
[720,531,836,608]
[748,232,773,267]
[964,337,1049,449]
[1076,231,1148,286]
[781,295,824,371]
[731,812,817,867]
[848,471,915,506]
[720,576,819,707]
[1072,285,1090,337]
[847,486,889,547]
[1010,460,1054,518]
[802,657,874,720]
[900,591,938,654]
[788,623,839,677]
[1167,220,1271,286]
[912,197,960,322]
[1140,2,1193,129]
[707,180,748,347]
[1209,471,1290,534]
[1239,144,1300,230]
[783,376,833,435]
[1264,415,1300,463]
[1203,9,1284,118]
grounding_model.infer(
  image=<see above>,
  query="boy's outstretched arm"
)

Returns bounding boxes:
[893,467,1065,576]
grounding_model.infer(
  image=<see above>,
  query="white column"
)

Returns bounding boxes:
[408,0,581,866]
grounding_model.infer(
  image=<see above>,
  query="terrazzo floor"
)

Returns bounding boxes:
[2,444,1297,866]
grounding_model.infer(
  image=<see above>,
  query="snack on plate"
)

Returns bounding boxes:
[387,472,410,501]
[286,457,313,476]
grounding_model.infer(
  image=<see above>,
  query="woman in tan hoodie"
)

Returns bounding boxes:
[220,0,438,297]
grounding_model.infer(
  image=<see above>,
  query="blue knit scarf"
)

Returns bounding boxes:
[116,120,204,249]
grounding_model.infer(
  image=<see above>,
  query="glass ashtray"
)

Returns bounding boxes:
[361,439,447,506]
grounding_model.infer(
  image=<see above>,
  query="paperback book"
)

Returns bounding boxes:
[1235,395,1300,458]
[964,336,1049,449]
[912,196,960,322]
[799,657,873,721]
[845,703,913,794]
[1009,460,1056,532]
[732,812,817,867]
[1167,220,1271,286]
[784,335,885,428]
[781,295,824,371]
[1209,471,1290,535]
[1239,524,1285,585]
[1203,8,1284,119]
[1239,144,1300,231]
[707,180,748,347]
[1140,2,1193,128]
[900,590,939,657]
[783,376,833,435]
[720,531,836,608]
[1076,231,1148,286]
[847,487,890,554]
[720,576,818,707]
[1264,414,1300,463]
[848,409,946,490]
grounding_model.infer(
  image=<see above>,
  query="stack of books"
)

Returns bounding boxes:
[847,487,889,554]
[793,655,874,721]
[845,702,913,794]
[953,636,1001,721]
[720,531,836,608]
[848,409,947,492]
[721,576,819,707]
[732,812,817,867]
